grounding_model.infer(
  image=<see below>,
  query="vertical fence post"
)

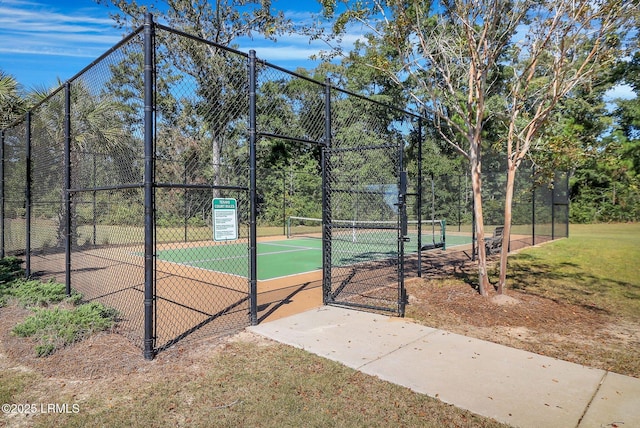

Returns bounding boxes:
[248,50,258,325]
[458,174,462,232]
[92,154,97,246]
[532,165,536,245]
[282,168,286,236]
[25,112,31,277]
[143,12,156,360]
[183,164,188,243]
[1,130,4,259]
[551,171,556,240]
[416,117,423,278]
[322,79,332,305]
[64,82,72,296]
[398,162,407,318]
[562,172,569,238]
[471,187,476,262]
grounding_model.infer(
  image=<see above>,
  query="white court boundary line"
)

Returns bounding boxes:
[154,238,322,280]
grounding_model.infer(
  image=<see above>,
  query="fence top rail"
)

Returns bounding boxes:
[66,25,144,89]
[2,14,422,134]
[155,23,249,60]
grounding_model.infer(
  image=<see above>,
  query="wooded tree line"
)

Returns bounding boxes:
[1,0,638,294]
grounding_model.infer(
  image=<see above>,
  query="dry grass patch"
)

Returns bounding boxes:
[1,314,507,428]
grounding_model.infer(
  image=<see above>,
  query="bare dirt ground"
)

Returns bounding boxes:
[2,277,638,382]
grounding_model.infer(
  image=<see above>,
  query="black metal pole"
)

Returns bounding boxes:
[64,82,72,296]
[458,174,462,232]
[248,50,258,325]
[471,174,476,262]
[184,160,188,243]
[282,168,286,236]
[1,130,5,259]
[417,117,422,278]
[532,166,536,245]
[92,153,97,246]
[25,112,31,277]
[564,172,569,239]
[322,79,332,305]
[143,12,156,361]
[551,171,556,240]
[398,148,407,318]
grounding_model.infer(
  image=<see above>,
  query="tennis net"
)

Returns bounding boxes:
[286,216,446,248]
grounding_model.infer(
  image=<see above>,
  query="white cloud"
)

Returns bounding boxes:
[0,1,121,58]
[0,0,367,86]
[239,7,367,66]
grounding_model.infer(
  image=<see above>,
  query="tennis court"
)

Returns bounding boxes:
[156,238,321,280]
[154,230,474,281]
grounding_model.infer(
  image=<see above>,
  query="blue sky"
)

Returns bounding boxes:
[0,0,635,100]
[0,0,343,91]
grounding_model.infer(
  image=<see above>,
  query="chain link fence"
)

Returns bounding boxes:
[0,22,254,357]
[422,165,570,258]
[324,97,419,315]
[1,14,568,358]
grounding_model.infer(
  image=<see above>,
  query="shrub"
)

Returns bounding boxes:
[12,302,118,357]
[0,257,23,284]
[7,279,81,307]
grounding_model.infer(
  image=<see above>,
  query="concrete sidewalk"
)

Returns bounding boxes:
[249,306,640,428]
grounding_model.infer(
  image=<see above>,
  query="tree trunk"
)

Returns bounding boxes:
[470,148,490,296]
[211,135,221,199]
[498,164,517,294]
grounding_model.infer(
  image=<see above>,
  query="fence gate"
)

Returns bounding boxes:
[323,143,407,316]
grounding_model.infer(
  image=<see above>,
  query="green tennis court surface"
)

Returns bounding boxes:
[156,239,323,280]
[155,235,473,281]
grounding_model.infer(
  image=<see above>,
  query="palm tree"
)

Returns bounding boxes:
[0,71,26,129]
[28,78,133,248]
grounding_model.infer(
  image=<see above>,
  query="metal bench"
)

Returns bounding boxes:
[485,226,504,255]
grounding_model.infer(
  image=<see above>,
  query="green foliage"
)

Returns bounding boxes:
[0,69,26,128]
[1,258,117,357]
[257,155,324,225]
[156,214,183,228]
[155,214,208,228]
[570,136,640,223]
[0,256,23,284]
[538,44,640,223]
[4,278,81,307]
[102,203,144,226]
[12,302,118,357]
[0,259,81,308]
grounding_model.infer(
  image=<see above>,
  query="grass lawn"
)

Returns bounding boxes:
[507,223,640,321]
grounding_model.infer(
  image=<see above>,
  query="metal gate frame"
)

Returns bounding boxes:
[322,143,407,316]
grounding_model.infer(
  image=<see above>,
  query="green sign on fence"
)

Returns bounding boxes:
[212,198,238,241]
